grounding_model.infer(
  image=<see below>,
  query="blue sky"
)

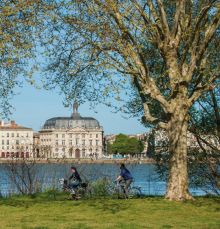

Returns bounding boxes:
[9,81,147,135]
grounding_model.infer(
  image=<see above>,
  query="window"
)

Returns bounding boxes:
[11,133,14,137]
[69,140,72,146]
[7,133,9,137]
[7,140,9,145]
[69,134,72,138]
[76,138,79,145]
[82,149,86,157]
[56,140,58,146]
[17,133,19,137]
[26,133,29,137]
[96,140,99,146]
[56,134,58,138]
[2,140,4,145]
[90,134,92,138]
[62,134,65,138]
[62,140,65,146]
[16,140,19,145]
[90,140,92,146]
[82,140,85,146]
[96,134,98,138]
[82,134,85,138]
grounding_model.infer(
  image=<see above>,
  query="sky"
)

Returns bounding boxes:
[9,81,147,135]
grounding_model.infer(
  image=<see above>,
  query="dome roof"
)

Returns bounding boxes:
[43,116,100,130]
[42,102,101,130]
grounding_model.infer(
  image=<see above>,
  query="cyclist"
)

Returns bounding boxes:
[116,163,133,198]
[68,166,82,190]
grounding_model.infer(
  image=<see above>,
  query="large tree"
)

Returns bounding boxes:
[0,0,43,118]
[150,87,220,195]
[41,0,220,200]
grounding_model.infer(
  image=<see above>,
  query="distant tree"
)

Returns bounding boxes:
[41,1,220,200]
[109,134,144,155]
[0,0,44,118]
[107,142,113,155]
[188,88,220,195]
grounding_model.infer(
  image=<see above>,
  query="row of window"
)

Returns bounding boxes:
[1,145,30,150]
[54,148,99,153]
[55,139,99,146]
[0,152,30,158]
[2,139,19,145]
[41,139,51,143]
[41,133,100,138]
[1,132,31,138]
[1,140,31,145]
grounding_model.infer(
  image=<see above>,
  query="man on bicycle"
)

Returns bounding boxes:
[68,166,82,189]
[116,163,133,198]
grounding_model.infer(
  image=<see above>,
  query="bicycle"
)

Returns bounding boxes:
[112,180,142,199]
[59,178,90,200]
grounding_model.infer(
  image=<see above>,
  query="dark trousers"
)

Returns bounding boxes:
[123,179,132,198]
[68,182,80,189]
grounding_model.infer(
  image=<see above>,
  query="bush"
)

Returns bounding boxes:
[90,178,112,198]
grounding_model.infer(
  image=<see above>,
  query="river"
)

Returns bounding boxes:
[0,163,208,196]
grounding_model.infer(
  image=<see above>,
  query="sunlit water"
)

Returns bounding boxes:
[0,163,208,196]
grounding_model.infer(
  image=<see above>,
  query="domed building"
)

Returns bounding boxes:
[39,102,104,159]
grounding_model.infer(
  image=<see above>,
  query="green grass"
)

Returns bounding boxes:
[0,192,219,229]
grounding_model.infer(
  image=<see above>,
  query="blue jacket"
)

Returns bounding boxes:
[120,168,133,180]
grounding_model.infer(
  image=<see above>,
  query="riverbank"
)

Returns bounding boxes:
[0,193,219,228]
[0,158,155,164]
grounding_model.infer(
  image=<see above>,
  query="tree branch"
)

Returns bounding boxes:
[157,0,170,37]
[189,74,217,105]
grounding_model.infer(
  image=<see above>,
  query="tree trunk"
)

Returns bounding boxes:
[165,112,193,201]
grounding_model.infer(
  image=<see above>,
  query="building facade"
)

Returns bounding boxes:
[39,102,104,159]
[146,129,220,154]
[0,121,33,158]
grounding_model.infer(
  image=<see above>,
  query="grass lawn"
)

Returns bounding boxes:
[0,193,219,229]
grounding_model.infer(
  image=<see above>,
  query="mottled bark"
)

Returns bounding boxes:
[166,107,193,201]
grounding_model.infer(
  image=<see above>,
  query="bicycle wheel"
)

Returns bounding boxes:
[128,187,142,198]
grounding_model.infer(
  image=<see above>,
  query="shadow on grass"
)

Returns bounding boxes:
[0,193,164,209]
[1,192,219,211]
[86,198,130,214]
[0,190,71,208]
[179,196,220,212]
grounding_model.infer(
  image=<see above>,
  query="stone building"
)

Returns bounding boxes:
[33,132,40,158]
[0,121,33,158]
[39,102,104,159]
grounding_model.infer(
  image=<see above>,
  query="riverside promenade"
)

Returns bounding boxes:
[0,158,155,164]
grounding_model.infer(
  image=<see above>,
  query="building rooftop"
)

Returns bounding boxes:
[42,102,102,130]
[0,121,32,130]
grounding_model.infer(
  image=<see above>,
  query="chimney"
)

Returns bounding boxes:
[11,120,16,126]
[0,120,4,126]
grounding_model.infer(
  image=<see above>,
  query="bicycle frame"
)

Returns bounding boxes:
[59,178,89,199]
[113,181,142,199]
